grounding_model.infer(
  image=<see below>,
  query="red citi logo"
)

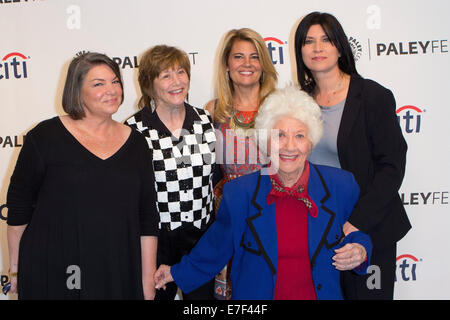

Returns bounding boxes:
[264,37,286,65]
[0,52,29,80]
[395,254,421,282]
[396,105,423,133]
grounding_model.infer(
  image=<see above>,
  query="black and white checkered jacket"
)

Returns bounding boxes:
[126,104,216,231]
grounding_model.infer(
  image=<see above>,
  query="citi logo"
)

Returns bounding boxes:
[395,254,421,282]
[264,37,286,65]
[0,52,29,80]
[396,105,424,134]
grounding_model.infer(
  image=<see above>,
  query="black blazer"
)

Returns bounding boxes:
[337,74,411,248]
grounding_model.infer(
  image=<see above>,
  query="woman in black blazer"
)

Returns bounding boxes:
[294,11,412,299]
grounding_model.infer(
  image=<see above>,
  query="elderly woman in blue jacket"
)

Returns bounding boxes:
[155,86,372,300]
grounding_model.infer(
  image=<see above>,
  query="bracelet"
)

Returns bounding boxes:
[8,269,18,278]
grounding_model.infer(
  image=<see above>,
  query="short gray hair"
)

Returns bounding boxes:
[254,85,323,153]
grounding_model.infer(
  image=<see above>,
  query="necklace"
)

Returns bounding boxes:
[315,74,347,105]
[231,108,256,129]
[230,106,258,137]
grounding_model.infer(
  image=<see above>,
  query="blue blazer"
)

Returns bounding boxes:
[171,163,372,300]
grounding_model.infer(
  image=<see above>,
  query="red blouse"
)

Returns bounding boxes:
[267,161,318,300]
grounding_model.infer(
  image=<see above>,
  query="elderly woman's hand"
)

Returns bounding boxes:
[332,243,367,271]
[154,264,174,290]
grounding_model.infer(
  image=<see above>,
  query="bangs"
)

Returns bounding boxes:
[156,51,190,78]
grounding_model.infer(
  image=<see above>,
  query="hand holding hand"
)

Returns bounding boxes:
[154,264,173,290]
[332,243,367,271]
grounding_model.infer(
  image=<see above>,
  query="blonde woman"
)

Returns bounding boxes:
[204,28,277,299]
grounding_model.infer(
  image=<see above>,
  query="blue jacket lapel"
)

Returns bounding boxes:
[308,164,343,269]
[246,171,277,275]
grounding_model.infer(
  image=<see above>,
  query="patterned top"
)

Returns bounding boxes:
[216,110,267,181]
[126,103,216,231]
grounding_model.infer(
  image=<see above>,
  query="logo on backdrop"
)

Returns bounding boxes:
[0,52,30,80]
[369,39,448,59]
[264,37,287,65]
[110,52,200,69]
[112,55,139,69]
[0,135,24,148]
[400,191,449,206]
[348,36,362,61]
[396,105,425,134]
[395,254,421,282]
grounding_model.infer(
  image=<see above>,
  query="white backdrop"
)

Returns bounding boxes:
[1,0,449,300]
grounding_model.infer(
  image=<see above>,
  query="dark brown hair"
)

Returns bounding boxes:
[62,52,124,119]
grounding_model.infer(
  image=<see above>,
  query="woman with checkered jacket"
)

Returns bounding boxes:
[125,45,217,300]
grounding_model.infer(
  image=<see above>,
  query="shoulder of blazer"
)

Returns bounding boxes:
[350,74,393,101]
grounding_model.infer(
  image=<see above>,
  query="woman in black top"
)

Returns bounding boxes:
[294,12,411,299]
[6,52,159,299]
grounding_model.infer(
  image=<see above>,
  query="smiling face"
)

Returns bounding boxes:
[301,24,341,75]
[269,116,312,185]
[227,39,263,89]
[80,64,123,118]
[153,65,190,109]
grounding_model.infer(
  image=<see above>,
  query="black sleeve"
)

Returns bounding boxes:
[7,133,45,226]
[139,145,159,237]
[348,87,407,232]
[212,163,223,188]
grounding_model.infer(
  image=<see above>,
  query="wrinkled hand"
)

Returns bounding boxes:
[154,264,173,290]
[332,243,367,271]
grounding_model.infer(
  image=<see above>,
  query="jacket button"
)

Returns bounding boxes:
[317,284,322,290]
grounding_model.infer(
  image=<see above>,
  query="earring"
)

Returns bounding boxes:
[150,99,156,112]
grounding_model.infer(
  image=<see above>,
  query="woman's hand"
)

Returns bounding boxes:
[154,264,174,290]
[8,269,18,294]
[342,221,359,236]
[332,243,367,271]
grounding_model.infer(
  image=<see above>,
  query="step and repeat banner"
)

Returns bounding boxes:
[0,0,449,300]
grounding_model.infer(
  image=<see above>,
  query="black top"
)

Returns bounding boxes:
[337,74,411,247]
[7,117,159,299]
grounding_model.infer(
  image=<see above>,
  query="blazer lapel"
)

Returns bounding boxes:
[308,164,343,269]
[245,170,278,275]
[337,74,364,163]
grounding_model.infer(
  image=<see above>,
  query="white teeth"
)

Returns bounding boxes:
[280,155,297,159]
[239,71,253,75]
[170,89,182,93]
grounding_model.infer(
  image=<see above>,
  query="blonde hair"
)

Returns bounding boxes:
[214,28,278,123]
[138,45,191,109]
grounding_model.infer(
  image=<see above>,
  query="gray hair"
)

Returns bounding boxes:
[254,85,323,154]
